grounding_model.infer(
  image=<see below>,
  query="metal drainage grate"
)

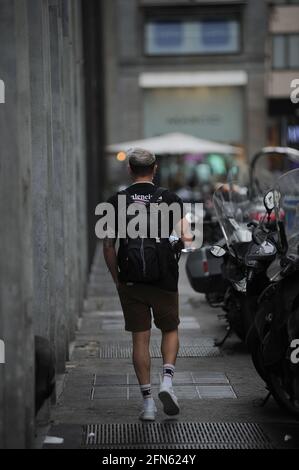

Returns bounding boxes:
[98,340,220,359]
[82,423,273,450]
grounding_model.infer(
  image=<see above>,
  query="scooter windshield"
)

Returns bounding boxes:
[251,148,299,198]
[213,183,252,250]
[274,168,299,256]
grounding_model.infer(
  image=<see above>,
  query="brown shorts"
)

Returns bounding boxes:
[117,283,180,333]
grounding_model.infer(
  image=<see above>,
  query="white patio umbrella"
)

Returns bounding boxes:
[106,132,240,156]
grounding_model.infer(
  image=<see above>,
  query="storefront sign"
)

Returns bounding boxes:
[144,86,244,143]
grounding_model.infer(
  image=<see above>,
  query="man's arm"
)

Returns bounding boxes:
[170,193,194,248]
[175,216,194,248]
[103,237,119,288]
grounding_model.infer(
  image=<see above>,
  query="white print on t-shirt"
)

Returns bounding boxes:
[131,194,151,203]
[130,194,164,204]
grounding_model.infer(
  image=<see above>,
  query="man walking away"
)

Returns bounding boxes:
[103,148,193,421]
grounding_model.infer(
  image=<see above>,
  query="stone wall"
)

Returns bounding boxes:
[0,0,92,448]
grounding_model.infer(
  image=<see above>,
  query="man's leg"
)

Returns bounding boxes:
[132,330,151,385]
[161,329,179,365]
[132,330,156,421]
[159,329,180,416]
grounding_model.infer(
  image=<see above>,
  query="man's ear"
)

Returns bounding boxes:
[154,164,158,176]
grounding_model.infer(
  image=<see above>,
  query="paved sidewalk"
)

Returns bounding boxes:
[45,245,299,449]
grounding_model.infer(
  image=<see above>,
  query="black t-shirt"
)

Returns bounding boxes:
[107,182,184,239]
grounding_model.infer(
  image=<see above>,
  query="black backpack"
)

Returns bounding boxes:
[117,187,179,288]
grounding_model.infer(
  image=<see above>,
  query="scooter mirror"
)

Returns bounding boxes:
[210,246,226,258]
[264,190,281,213]
[264,191,275,213]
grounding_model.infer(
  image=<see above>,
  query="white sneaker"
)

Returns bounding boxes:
[139,403,157,422]
[158,384,180,416]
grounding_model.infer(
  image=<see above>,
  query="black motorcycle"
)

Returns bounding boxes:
[248,169,299,419]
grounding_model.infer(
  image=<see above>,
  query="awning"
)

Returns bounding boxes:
[106,132,240,156]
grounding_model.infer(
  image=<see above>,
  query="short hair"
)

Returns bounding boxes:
[129,161,156,177]
[127,148,157,177]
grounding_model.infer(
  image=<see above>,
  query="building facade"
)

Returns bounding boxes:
[104,0,268,161]
[267,0,299,148]
[104,0,299,170]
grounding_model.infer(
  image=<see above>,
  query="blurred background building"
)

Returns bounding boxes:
[103,0,299,191]
[267,0,299,147]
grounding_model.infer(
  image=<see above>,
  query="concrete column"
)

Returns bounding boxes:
[48,0,68,373]
[27,0,54,423]
[72,0,88,310]
[61,0,81,344]
[0,0,34,449]
[62,0,86,346]
[27,0,52,340]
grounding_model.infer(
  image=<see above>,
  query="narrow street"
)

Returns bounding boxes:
[1,0,299,451]
[44,245,299,450]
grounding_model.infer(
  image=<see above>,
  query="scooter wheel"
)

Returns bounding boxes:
[267,366,299,420]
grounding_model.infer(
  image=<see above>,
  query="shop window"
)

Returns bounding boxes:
[145,17,241,56]
[273,34,299,69]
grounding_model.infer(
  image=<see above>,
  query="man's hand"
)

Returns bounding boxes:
[175,216,194,248]
[103,237,119,288]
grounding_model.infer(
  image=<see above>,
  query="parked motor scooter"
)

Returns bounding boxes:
[209,183,278,343]
[248,169,299,419]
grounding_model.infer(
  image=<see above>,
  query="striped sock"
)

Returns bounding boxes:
[162,364,175,388]
[140,384,154,408]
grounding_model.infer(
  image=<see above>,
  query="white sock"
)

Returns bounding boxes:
[140,384,155,409]
[162,364,175,388]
